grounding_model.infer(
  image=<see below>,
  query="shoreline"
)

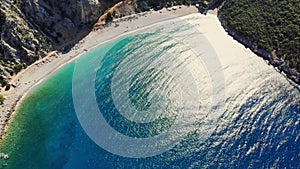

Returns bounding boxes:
[217,13,300,86]
[0,6,199,139]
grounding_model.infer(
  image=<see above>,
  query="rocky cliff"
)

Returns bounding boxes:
[0,0,217,88]
[0,0,122,87]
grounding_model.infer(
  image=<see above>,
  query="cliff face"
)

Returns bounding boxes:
[0,0,121,86]
[0,0,50,84]
[0,0,217,87]
[21,0,104,45]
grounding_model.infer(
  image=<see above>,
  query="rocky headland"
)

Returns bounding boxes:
[217,0,300,85]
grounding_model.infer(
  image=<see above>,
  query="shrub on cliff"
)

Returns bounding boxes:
[13,64,23,73]
[0,10,5,32]
[106,11,114,23]
[5,84,10,91]
[0,93,5,105]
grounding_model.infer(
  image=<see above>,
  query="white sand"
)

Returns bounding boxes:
[0,5,289,140]
[186,13,292,108]
[0,6,199,138]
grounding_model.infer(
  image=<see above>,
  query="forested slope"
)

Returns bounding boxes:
[218,0,300,81]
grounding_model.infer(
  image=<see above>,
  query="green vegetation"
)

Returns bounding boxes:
[105,11,114,23]
[140,0,208,10]
[219,0,300,72]
[0,78,7,88]
[13,64,23,73]
[0,93,4,105]
[5,84,10,91]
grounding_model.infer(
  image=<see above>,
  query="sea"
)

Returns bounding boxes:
[0,14,299,169]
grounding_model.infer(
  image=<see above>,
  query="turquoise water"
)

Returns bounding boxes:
[0,62,75,168]
[0,17,299,168]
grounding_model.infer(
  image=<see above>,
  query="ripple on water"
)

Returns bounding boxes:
[0,15,299,169]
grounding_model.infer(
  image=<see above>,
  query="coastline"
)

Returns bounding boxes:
[217,13,300,86]
[3,3,297,143]
[0,6,199,139]
[0,10,298,168]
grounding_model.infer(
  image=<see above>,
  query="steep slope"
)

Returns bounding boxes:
[0,0,122,87]
[218,0,300,84]
[0,1,50,85]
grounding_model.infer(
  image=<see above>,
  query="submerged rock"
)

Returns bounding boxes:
[0,153,9,160]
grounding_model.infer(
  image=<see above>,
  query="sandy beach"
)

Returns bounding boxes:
[0,6,199,138]
[0,4,291,140]
[0,3,298,167]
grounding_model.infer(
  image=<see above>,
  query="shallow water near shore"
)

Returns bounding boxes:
[0,15,299,168]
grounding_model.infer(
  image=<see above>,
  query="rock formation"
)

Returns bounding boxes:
[0,0,122,86]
